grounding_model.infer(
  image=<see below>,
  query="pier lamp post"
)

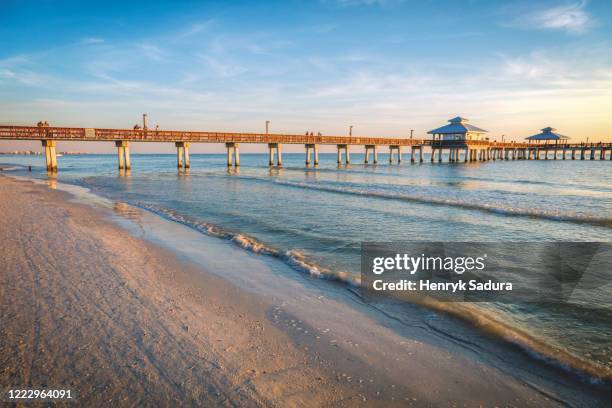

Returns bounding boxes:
[410,129,414,140]
[349,125,353,137]
[502,135,505,143]
[266,120,270,134]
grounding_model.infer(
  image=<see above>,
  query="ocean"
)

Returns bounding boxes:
[2,151,611,382]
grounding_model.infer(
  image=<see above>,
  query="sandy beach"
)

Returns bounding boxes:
[0,175,610,407]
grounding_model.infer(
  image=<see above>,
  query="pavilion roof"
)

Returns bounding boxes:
[525,127,570,140]
[428,117,488,134]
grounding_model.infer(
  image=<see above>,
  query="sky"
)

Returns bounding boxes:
[1,0,612,153]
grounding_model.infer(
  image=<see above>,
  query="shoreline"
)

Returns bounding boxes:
[1,175,610,406]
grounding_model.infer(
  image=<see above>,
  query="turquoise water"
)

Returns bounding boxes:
[3,152,612,381]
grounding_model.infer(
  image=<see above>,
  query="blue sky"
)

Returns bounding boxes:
[1,0,611,152]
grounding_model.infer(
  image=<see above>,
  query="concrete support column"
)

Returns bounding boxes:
[227,144,233,167]
[269,145,274,166]
[226,142,240,167]
[419,146,423,163]
[388,146,400,164]
[464,148,469,163]
[176,141,190,169]
[571,149,576,160]
[365,145,373,164]
[124,144,131,169]
[305,144,318,165]
[268,143,281,166]
[580,148,585,160]
[410,146,415,163]
[373,145,378,164]
[590,149,595,160]
[184,143,190,168]
[115,141,129,170]
[44,142,52,169]
[117,145,125,169]
[176,144,184,168]
[41,140,58,171]
[336,144,349,164]
[305,144,311,165]
[438,147,443,163]
[554,147,558,160]
[431,147,435,163]
[276,143,282,166]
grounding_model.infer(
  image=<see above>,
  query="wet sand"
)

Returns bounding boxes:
[0,175,609,407]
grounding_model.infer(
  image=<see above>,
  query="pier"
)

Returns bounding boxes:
[0,124,610,172]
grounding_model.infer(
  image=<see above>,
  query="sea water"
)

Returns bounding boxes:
[3,152,611,381]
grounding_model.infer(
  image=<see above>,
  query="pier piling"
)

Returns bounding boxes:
[389,145,401,164]
[175,142,190,169]
[336,144,350,164]
[41,140,58,171]
[268,143,282,167]
[115,141,130,170]
[305,144,318,166]
[226,142,240,167]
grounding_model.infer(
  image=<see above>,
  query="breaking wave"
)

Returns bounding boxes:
[135,202,362,287]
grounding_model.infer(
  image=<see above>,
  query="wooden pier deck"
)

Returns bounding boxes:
[1,125,610,171]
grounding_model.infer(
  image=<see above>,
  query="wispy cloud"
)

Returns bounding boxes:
[175,19,215,39]
[137,43,165,61]
[505,0,593,34]
[79,37,105,45]
[198,55,248,77]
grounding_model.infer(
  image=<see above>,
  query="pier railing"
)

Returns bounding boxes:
[0,125,427,146]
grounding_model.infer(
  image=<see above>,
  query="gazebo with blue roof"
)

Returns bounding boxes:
[525,127,570,146]
[427,116,488,142]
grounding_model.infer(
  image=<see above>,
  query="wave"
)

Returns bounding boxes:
[272,180,612,227]
[135,202,362,287]
[133,201,611,385]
